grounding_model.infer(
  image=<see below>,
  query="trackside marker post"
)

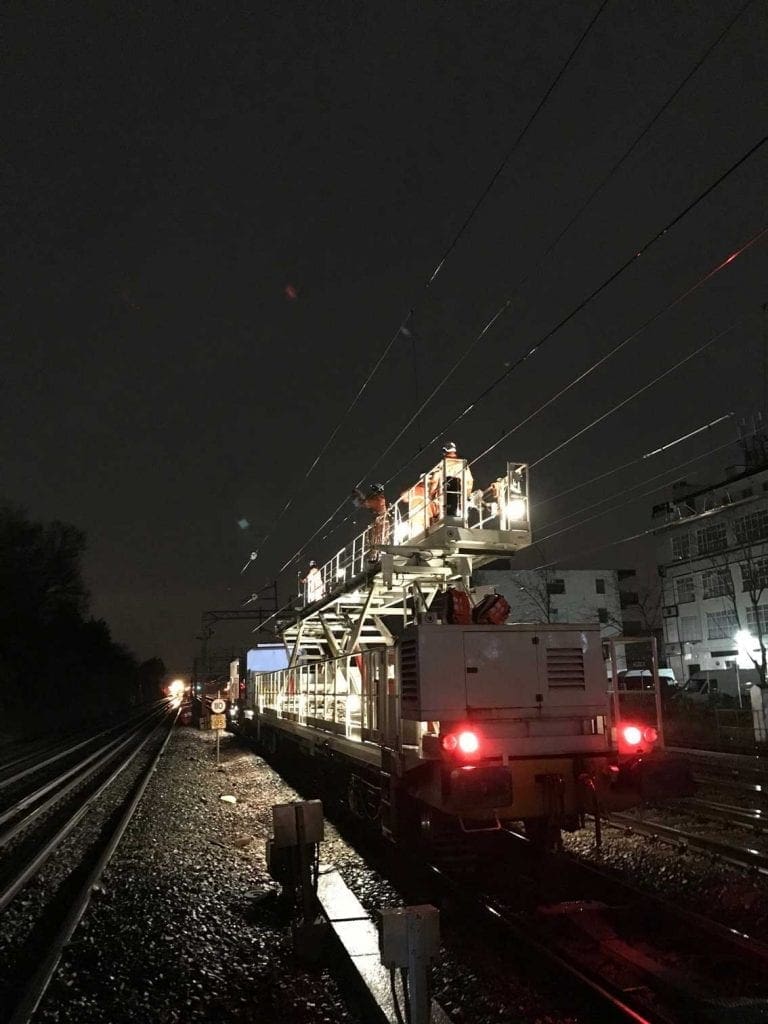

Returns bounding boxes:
[210,698,226,763]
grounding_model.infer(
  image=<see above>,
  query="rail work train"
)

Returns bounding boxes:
[234,456,683,851]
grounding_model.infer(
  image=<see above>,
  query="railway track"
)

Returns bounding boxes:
[602,811,768,876]
[428,829,768,1024]
[596,747,768,876]
[0,703,177,1023]
[0,701,169,796]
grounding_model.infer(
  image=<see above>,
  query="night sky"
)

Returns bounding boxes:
[3,2,767,671]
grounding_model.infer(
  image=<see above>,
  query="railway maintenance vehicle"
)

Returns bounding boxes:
[235,455,680,851]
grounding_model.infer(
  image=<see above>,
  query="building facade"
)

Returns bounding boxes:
[472,568,623,636]
[654,460,768,684]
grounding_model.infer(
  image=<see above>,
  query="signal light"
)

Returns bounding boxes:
[643,726,659,743]
[442,734,458,753]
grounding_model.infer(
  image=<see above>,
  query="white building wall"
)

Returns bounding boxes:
[472,568,623,637]
[656,466,768,681]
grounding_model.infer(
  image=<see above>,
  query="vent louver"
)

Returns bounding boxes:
[399,639,419,702]
[546,647,586,689]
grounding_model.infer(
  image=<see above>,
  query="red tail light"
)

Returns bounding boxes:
[643,726,659,743]
[457,730,479,755]
[441,728,481,759]
[622,725,643,747]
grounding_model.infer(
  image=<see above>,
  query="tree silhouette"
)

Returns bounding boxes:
[0,505,154,737]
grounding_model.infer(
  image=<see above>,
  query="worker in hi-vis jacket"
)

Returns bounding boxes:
[352,483,388,560]
[428,442,473,520]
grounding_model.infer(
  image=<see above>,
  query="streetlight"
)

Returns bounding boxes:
[733,630,755,709]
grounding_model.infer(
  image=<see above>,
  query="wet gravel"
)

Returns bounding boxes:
[563,807,768,943]
[35,727,768,1024]
[0,724,168,1016]
[35,729,364,1024]
[31,729,589,1024]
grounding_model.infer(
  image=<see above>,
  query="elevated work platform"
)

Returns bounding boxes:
[278,461,530,660]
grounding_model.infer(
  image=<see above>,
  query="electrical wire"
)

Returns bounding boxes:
[528,318,744,469]
[535,428,749,544]
[341,0,755,488]
[532,423,765,569]
[414,133,768,473]
[470,224,768,467]
[426,0,611,285]
[262,129,765,585]
[277,214,766,579]
[534,414,734,510]
[240,0,610,573]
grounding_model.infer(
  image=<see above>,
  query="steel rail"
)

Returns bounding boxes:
[0,701,170,792]
[558,842,768,964]
[0,708,166,846]
[0,713,172,913]
[682,797,768,832]
[7,708,178,1024]
[0,738,71,776]
[425,859,659,1024]
[693,772,768,798]
[605,812,768,875]
[498,828,768,1015]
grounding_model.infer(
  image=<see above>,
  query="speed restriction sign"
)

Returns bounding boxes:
[211,698,226,714]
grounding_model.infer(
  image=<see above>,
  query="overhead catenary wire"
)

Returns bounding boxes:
[240,0,611,574]
[402,132,768,477]
[470,224,768,468]
[266,126,768,585]
[286,217,765,577]
[345,0,755,488]
[274,216,765,585]
[529,424,766,569]
[534,413,734,510]
[534,426,748,544]
[528,318,744,469]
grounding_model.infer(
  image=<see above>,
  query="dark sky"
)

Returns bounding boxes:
[3,1,767,672]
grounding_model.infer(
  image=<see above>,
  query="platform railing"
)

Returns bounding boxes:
[298,462,529,605]
[256,647,396,741]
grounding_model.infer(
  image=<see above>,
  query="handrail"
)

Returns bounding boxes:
[298,462,529,606]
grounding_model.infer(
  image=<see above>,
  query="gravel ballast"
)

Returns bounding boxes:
[39,724,768,1024]
[36,728,363,1024]
[34,727,588,1024]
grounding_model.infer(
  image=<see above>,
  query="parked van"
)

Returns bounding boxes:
[613,669,679,692]
[680,667,759,702]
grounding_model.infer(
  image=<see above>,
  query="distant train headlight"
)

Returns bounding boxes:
[505,498,527,522]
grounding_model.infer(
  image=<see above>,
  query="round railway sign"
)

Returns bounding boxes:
[210,698,226,714]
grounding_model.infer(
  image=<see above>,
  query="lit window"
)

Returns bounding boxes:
[746,605,768,636]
